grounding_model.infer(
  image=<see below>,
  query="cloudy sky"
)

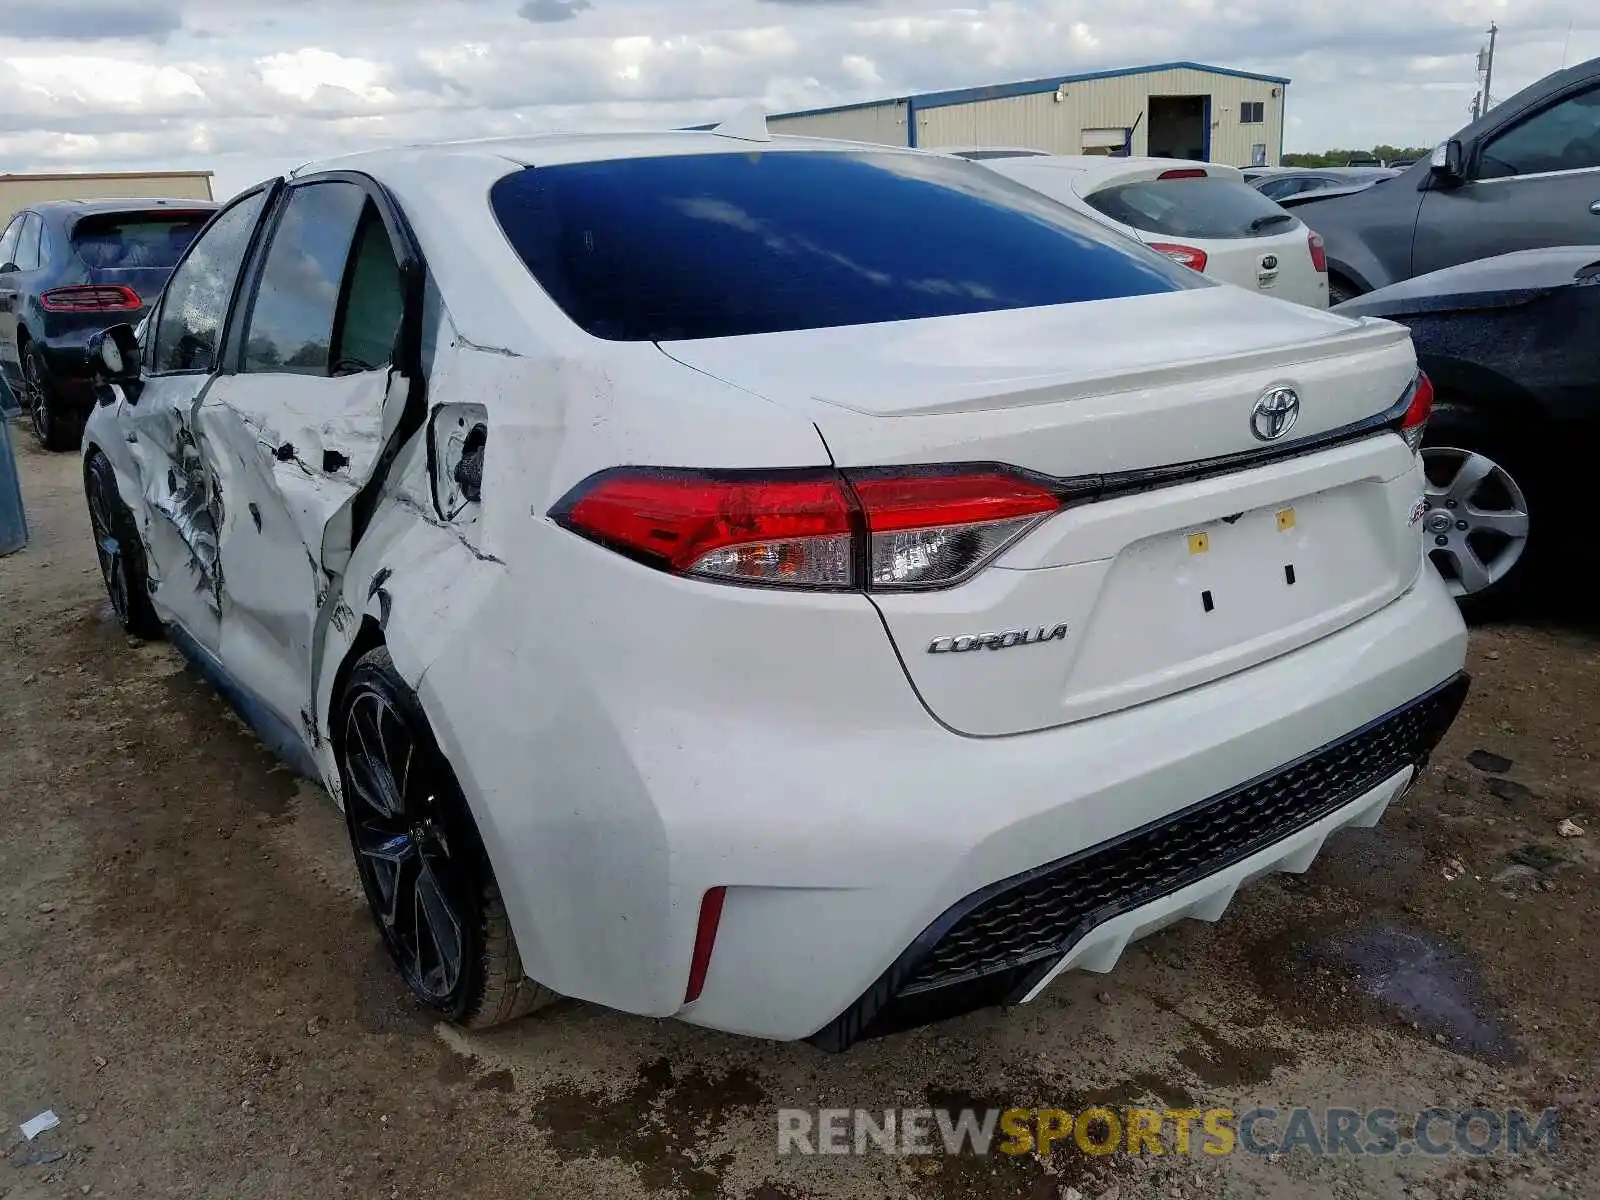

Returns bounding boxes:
[1,0,1595,198]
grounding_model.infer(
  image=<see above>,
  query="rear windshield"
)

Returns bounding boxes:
[1083,178,1298,240]
[71,213,212,270]
[490,150,1200,341]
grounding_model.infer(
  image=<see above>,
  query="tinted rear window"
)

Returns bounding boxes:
[71,213,212,270]
[1084,178,1298,240]
[490,150,1199,341]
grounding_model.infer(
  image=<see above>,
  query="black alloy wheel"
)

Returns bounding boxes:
[337,648,552,1026]
[84,451,161,637]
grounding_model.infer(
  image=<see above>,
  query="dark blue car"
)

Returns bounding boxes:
[0,198,217,449]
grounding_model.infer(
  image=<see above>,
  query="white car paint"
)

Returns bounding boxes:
[964,153,1330,309]
[83,130,1465,1046]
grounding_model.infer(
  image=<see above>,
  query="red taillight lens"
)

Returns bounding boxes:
[1148,242,1209,272]
[1307,231,1328,273]
[684,886,726,1004]
[1158,168,1208,180]
[40,284,141,312]
[553,469,854,587]
[551,465,1064,591]
[1399,371,1434,452]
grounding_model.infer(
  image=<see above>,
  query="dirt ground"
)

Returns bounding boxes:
[2,426,1597,1200]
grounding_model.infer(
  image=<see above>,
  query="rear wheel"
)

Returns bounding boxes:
[23,343,80,452]
[1420,406,1540,621]
[337,648,555,1028]
[84,451,162,638]
[1327,274,1362,306]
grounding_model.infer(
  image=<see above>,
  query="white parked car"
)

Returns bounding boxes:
[948,151,1331,309]
[80,125,1467,1047]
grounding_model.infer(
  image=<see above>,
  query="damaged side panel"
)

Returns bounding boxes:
[121,383,224,652]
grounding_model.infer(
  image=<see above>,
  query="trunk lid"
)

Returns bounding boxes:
[1163,222,1327,309]
[662,287,1426,735]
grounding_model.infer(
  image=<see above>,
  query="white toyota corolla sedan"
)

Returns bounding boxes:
[79,122,1468,1047]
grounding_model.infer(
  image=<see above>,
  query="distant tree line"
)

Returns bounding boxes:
[1281,146,1434,167]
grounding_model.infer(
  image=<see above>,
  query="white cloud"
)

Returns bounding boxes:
[0,0,1594,198]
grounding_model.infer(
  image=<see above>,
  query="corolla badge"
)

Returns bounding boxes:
[1251,386,1301,442]
[928,624,1070,654]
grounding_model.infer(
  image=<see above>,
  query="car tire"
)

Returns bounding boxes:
[336,647,557,1028]
[1420,404,1542,622]
[1327,274,1362,306]
[84,451,163,638]
[23,343,80,452]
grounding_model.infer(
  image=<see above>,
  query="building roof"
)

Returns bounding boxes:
[766,62,1292,123]
[0,170,214,183]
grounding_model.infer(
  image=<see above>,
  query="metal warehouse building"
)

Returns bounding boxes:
[764,61,1289,168]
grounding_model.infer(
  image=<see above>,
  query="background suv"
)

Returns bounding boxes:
[1292,55,1600,303]
[0,198,217,449]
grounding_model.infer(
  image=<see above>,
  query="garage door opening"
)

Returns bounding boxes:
[1148,95,1209,161]
[1081,127,1131,156]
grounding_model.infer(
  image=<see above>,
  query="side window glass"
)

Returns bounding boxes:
[13,215,41,272]
[0,217,20,268]
[1480,86,1600,179]
[243,182,366,375]
[332,205,404,374]
[152,190,270,375]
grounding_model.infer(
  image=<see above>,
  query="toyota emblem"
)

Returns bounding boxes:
[1251,386,1301,441]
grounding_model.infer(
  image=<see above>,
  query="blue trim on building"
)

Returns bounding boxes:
[905,95,917,147]
[905,62,1290,112]
[1201,95,1213,162]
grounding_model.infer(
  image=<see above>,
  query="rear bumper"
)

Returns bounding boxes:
[425,560,1467,1043]
[674,574,1466,1041]
[808,672,1466,1049]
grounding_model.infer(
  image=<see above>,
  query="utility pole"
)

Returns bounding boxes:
[1477,22,1498,115]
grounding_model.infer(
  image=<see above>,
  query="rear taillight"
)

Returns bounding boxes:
[851,471,1059,589]
[1399,371,1434,452]
[551,465,1065,591]
[40,284,141,312]
[553,470,855,587]
[1307,231,1328,273]
[1148,242,1209,272]
[1158,168,1208,180]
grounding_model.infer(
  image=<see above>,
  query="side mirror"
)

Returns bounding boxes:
[88,324,143,404]
[1430,139,1466,184]
[0,263,18,275]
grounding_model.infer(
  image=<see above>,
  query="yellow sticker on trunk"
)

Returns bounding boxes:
[1187,532,1210,555]
[1276,508,1296,532]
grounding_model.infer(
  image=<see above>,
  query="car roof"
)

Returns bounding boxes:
[292,129,913,180]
